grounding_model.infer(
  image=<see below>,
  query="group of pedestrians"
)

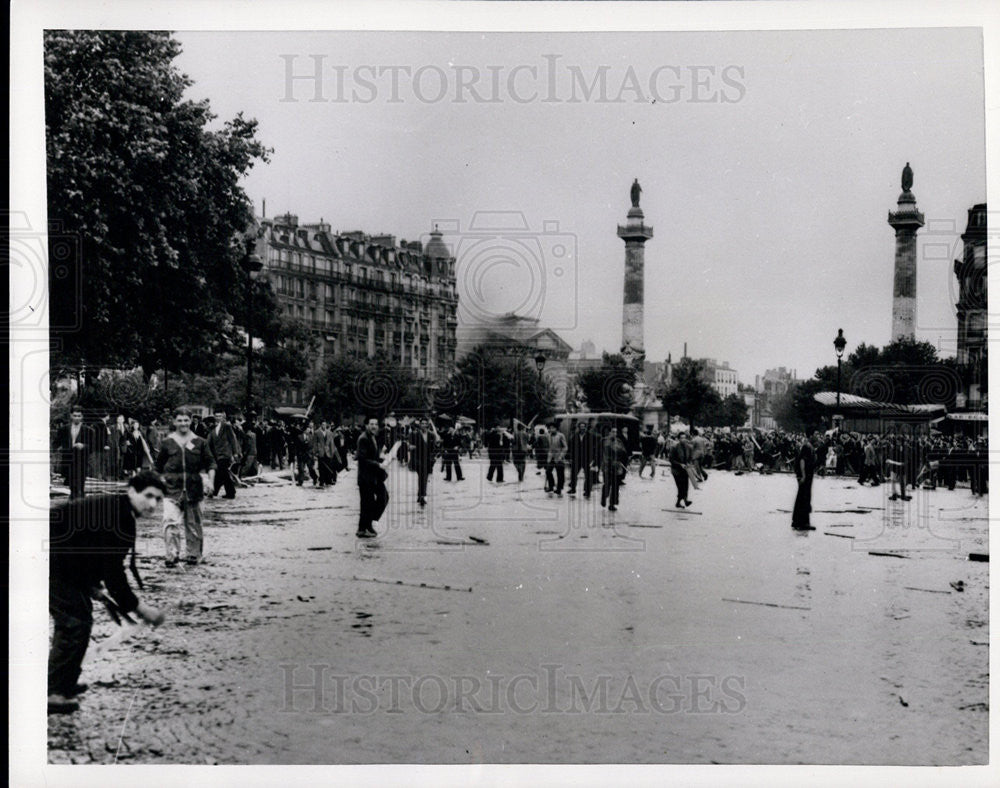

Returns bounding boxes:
[51,408,162,497]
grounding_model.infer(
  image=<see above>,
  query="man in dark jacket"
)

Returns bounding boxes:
[356,416,390,537]
[484,424,510,483]
[638,425,659,480]
[600,426,628,511]
[207,409,242,498]
[669,431,693,509]
[791,433,817,529]
[511,421,531,482]
[534,426,551,485]
[53,406,94,498]
[440,424,464,482]
[410,416,439,506]
[567,420,599,498]
[48,471,167,713]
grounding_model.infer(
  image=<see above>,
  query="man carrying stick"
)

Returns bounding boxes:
[48,471,167,713]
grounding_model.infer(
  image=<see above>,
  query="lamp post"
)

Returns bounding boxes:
[241,238,263,416]
[833,328,847,426]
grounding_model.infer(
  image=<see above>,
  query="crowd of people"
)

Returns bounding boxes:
[48,405,989,714]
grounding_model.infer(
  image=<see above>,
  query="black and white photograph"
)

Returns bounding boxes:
[9,1,997,784]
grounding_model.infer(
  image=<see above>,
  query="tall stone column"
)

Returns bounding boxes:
[617,179,653,371]
[888,162,924,341]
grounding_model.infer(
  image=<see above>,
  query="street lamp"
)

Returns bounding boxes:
[241,238,263,415]
[833,328,847,423]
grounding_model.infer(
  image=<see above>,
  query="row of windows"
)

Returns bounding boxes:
[272,275,456,312]
[281,304,457,340]
[270,248,456,285]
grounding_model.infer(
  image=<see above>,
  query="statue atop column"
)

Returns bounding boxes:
[901,162,913,192]
[630,178,642,208]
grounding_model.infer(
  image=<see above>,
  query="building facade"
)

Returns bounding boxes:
[749,366,798,429]
[260,214,459,401]
[698,358,739,399]
[954,203,987,409]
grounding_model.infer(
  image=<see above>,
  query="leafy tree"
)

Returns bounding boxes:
[44,30,272,377]
[717,393,750,428]
[455,346,557,427]
[305,355,371,422]
[773,379,828,434]
[846,338,956,407]
[575,353,637,414]
[658,358,718,429]
[776,337,960,432]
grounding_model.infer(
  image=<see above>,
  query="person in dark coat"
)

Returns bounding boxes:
[53,406,95,498]
[356,416,389,537]
[511,421,531,482]
[567,420,599,498]
[600,426,628,511]
[410,416,439,506]
[48,471,167,713]
[791,433,817,529]
[206,409,242,498]
[440,424,464,482]
[669,432,693,509]
[484,424,510,483]
[90,413,113,481]
[534,426,551,485]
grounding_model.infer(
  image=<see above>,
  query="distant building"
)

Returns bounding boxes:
[751,367,799,429]
[954,203,987,410]
[697,358,739,399]
[755,367,797,399]
[260,214,459,404]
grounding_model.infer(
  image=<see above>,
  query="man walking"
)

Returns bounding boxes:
[638,425,659,480]
[440,424,464,482]
[691,429,709,481]
[207,409,241,498]
[312,421,333,487]
[411,416,439,506]
[567,420,598,498]
[155,407,217,567]
[484,423,509,484]
[791,433,817,530]
[48,471,167,713]
[546,421,568,496]
[600,426,628,511]
[53,406,94,499]
[669,430,693,509]
[534,425,551,485]
[511,421,531,482]
[357,416,390,537]
[857,437,882,487]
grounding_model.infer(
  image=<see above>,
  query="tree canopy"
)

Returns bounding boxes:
[45,30,272,376]
[658,358,719,429]
[455,346,557,427]
[772,337,961,432]
[575,353,637,414]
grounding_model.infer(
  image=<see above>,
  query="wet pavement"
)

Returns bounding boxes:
[47,462,989,764]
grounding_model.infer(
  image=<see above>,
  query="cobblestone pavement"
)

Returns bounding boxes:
[47,462,989,764]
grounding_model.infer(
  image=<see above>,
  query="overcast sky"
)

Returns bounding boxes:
[174,28,986,383]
